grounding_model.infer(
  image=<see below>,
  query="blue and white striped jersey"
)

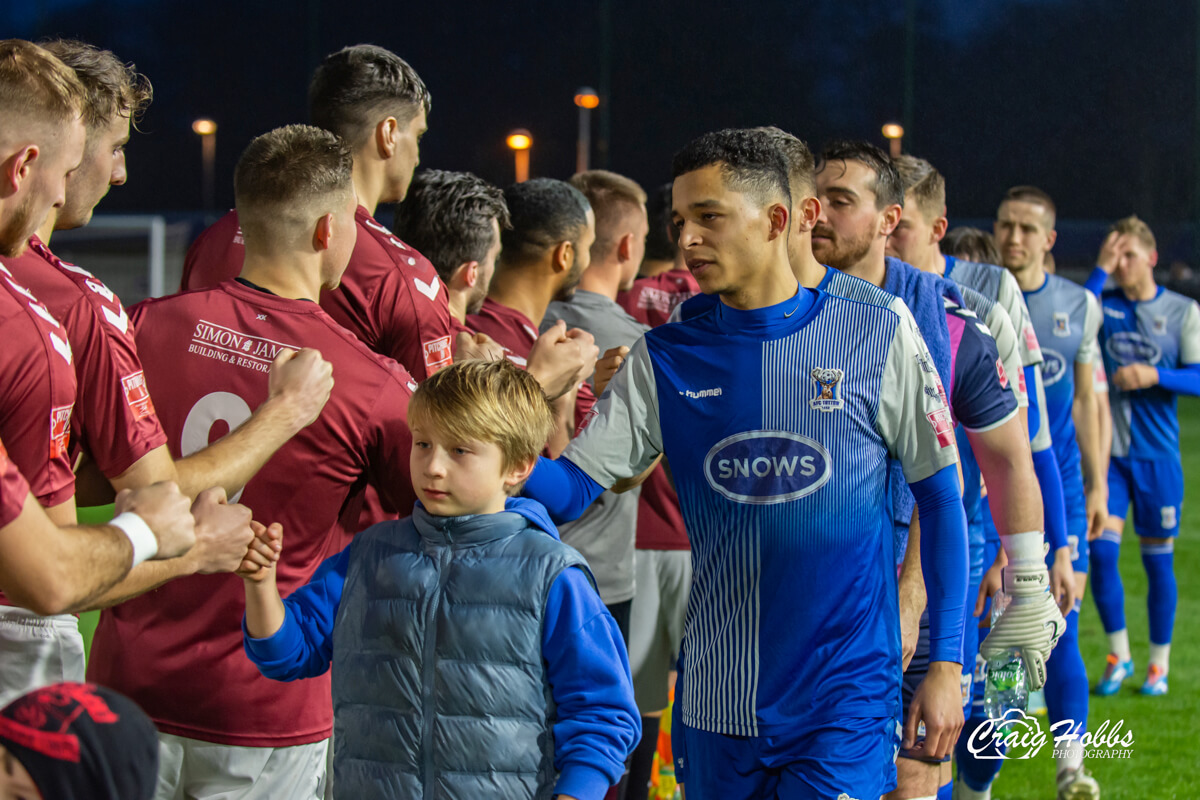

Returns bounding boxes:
[1099,287,1200,458]
[1024,274,1102,477]
[564,289,957,736]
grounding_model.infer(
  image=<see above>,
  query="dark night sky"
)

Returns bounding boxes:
[7,0,1197,235]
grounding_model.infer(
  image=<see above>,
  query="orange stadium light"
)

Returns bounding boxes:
[881,122,904,157]
[574,87,598,173]
[192,118,218,136]
[574,89,600,109]
[506,129,533,183]
[192,119,218,212]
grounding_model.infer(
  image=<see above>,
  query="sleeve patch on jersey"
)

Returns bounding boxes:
[1024,323,1040,352]
[577,406,600,434]
[1018,367,1027,394]
[996,358,1009,389]
[926,407,956,448]
[49,405,72,460]
[423,335,453,371]
[121,371,156,421]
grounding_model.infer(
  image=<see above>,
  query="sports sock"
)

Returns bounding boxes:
[1141,542,1177,656]
[955,715,1003,791]
[1106,629,1132,663]
[626,715,659,800]
[1056,738,1085,773]
[1149,643,1171,671]
[1089,534,1126,636]
[1045,608,1088,769]
[953,779,991,799]
[937,780,953,800]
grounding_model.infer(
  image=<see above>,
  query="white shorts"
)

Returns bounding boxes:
[155,732,328,800]
[628,548,692,713]
[0,606,85,707]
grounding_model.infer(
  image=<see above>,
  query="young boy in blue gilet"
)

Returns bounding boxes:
[240,359,640,799]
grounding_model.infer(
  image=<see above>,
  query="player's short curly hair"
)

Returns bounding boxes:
[309,44,430,149]
[0,39,85,126]
[409,359,554,481]
[393,169,510,284]
[40,39,152,129]
[752,126,815,199]
[817,139,904,210]
[500,178,592,267]
[671,128,791,209]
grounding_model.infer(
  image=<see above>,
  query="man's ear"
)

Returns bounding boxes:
[313,213,335,251]
[880,204,903,237]
[374,117,399,159]
[1,145,37,196]
[1150,249,1160,268]
[932,215,949,244]
[766,203,789,240]
[452,260,480,290]
[794,196,821,234]
[616,232,634,263]
[552,240,574,274]
[1044,229,1058,253]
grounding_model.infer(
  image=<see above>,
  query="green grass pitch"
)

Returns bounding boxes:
[971,396,1200,799]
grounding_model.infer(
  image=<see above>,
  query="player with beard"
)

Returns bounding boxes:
[470,178,599,457]
[184,44,453,380]
[0,39,198,630]
[392,168,595,401]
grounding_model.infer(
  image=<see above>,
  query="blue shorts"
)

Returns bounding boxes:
[1061,468,1090,571]
[674,716,901,800]
[1107,456,1183,538]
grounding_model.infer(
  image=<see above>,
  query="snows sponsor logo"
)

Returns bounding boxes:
[121,371,156,421]
[189,320,299,374]
[809,367,844,412]
[704,430,831,504]
[967,710,1134,761]
[680,387,722,399]
[49,405,72,460]
[1106,332,1162,366]
[423,336,453,371]
[414,275,440,302]
[1040,348,1067,386]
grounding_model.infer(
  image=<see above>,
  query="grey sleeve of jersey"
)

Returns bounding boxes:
[1029,364,1053,453]
[1077,293,1102,365]
[876,316,960,483]
[1181,301,1200,364]
[998,271,1043,367]
[562,336,663,487]
[984,303,1027,408]
[666,304,683,325]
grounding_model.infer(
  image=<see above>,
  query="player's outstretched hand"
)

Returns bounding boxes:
[268,347,334,432]
[527,321,596,400]
[594,346,630,398]
[238,521,283,583]
[453,331,505,363]
[187,487,255,574]
[115,481,195,560]
[1096,230,1126,274]
[906,661,965,760]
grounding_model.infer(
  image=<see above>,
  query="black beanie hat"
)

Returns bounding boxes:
[0,683,158,800]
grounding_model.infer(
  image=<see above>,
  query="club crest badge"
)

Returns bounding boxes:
[810,367,845,411]
[1053,311,1071,337]
[1153,316,1168,336]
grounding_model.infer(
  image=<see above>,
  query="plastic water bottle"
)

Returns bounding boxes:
[984,590,1029,718]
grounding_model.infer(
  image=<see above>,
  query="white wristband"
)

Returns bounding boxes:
[1001,530,1045,565]
[110,512,158,567]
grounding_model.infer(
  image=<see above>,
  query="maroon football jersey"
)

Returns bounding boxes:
[0,438,30,529]
[87,280,417,747]
[0,266,76,509]
[616,269,699,328]
[183,208,453,380]
[6,237,166,479]
[469,298,596,432]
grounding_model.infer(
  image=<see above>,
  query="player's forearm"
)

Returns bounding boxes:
[70,556,195,612]
[1031,448,1068,551]
[546,390,578,458]
[898,517,927,619]
[1084,266,1110,297]
[0,497,134,616]
[523,456,607,523]
[174,396,301,498]
[1156,364,1200,396]
[1073,390,1104,492]
[910,465,968,664]
[244,577,286,640]
[966,420,1043,538]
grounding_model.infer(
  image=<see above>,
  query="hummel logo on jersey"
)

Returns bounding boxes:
[1053,311,1071,336]
[102,305,129,334]
[363,217,397,238]
[809,367,844,411]
[414,275,440,302]
[681,387,722,399]
[996,358,1009,389]
[86,278,115,303]
[256,314,268,321]
[1104,307,1126,319]
[49,332,72,365]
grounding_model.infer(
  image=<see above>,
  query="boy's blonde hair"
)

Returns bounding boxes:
[1111,214,1157,252]
[408,359,555,476]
